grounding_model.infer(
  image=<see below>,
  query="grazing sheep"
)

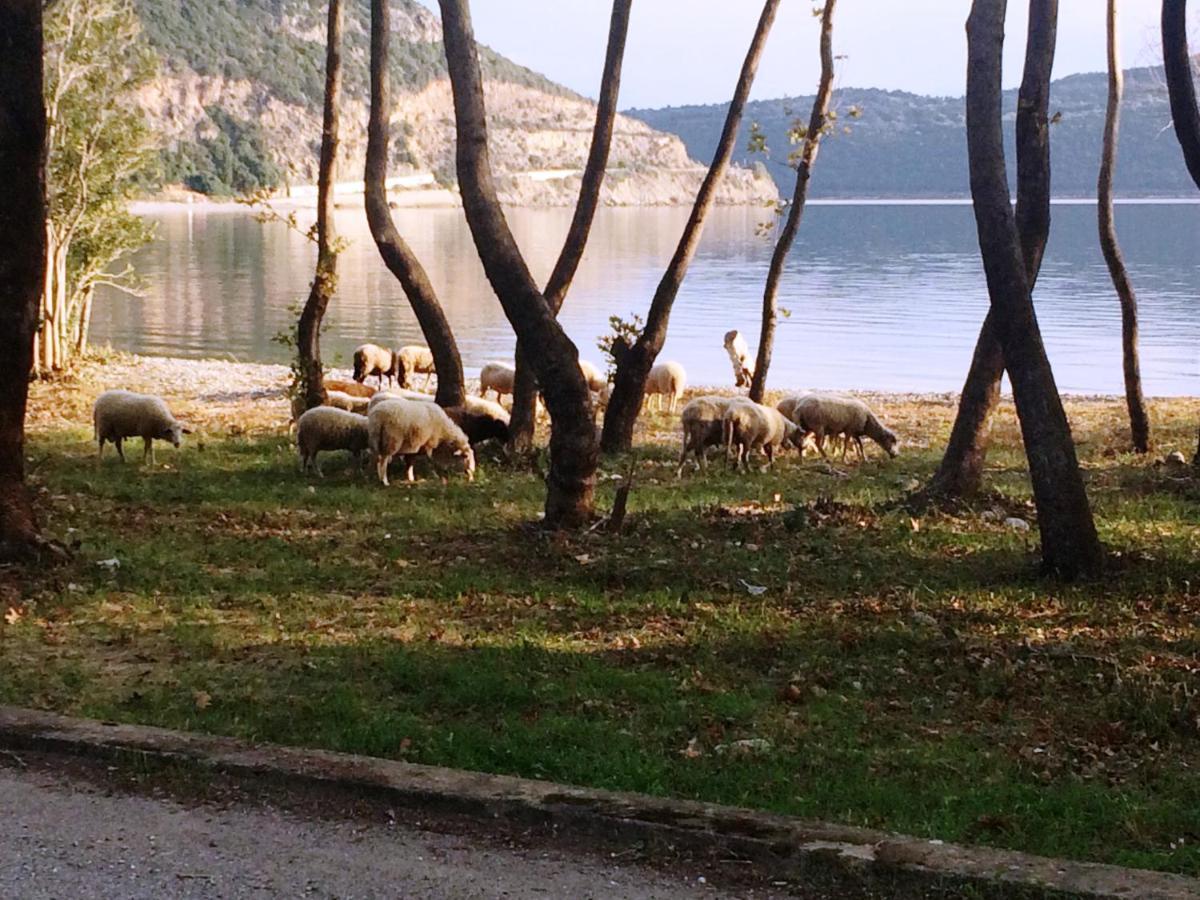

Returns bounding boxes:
[368,390,508,447]
[792,394,899,462]
[325,390,371,414]
[721,398,802,471]
[479,362,516,401]
[352,343,398,387]
[296,407,369,476]
[367,388,435,411]
[723,330,755,388]
[93,390,190,464]
[368,398,475,486]
[578,359,607,393]
[774,394,827,457]
[398,345,436,389]
[324,379,376,399]
[677,395,735,476]
[645,361,686,413]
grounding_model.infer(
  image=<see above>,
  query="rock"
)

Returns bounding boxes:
[715,738,773,757]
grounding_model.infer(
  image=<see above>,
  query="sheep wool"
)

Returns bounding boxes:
[398,345,436,389]
[645,361,687,413]
[723,330,755,387]
[479,362,516,400]
[578,360,607,393]
[677,395,735,476]
[296,407,370,476]
[93,390,189,464]
[792,394,900,461]
[368,398,475,486]
[721,398,801,471]
[353,343,397,387]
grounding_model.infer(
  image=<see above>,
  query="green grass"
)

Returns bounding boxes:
[3,390,1200,876]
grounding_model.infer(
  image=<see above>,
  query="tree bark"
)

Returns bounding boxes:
[965,0,1103,578]
[296,0,343,413]
[601,0,781,452]
[749,0,837,403]
[1161,0,1200,465]
[439,0,597,527]
[366,0,465,408]
[924,0,1058,498]
[0,0,49,561]
[508,0,633,451]
[1098,0,1149,453]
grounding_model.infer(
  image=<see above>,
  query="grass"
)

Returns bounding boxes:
[3,361,1200,876]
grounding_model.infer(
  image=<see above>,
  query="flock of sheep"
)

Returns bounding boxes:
[89,334,900,484]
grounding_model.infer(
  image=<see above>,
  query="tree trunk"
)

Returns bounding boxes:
[296,0,343,413]
[1161,0,1200,466]
[1098,0,1149,453]
[924,0,1057,499]
[366,0,465,408]
[965,0,1103,578]
[0,0,49,561]
[601,0,781,452]
[508,0,632,451]
[439,0,597,527]
[73,286,94,356]
[749,0,837,403]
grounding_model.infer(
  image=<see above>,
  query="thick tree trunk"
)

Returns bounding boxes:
[508,0,632,451]
[366,0,464,408]
[1098,0,1149,453]
[749,0,837,403]
[296,0,343,413]
[439,0,597,527]
[0,0,49,561]
[601,0,781,452]
[924,0,1057,498]
[965,0,1103,578]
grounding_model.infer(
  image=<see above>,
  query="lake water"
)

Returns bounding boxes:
[93,201,1199,395]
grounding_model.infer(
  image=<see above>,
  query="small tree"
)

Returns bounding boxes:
[36,0,156,374]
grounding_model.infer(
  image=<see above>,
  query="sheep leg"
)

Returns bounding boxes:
[763,444,775,471]
[97,437,105,460]
[422,372,432,390]
[113,438,125,462]
[856,437,867,463]
[404,455,417,483]
[142,437,154,465]
[377,452,391,486]
[815,432,829,460]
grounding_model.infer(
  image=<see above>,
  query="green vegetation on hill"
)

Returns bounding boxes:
[628,66,1198,198]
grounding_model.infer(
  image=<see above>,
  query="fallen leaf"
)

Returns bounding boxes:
[193,690,212,710]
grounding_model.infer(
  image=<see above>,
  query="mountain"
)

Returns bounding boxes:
[131,0,777,206]
[627,66,1199,199]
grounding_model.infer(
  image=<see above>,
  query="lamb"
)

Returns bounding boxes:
[398,345,436,389]
[325,390,371,414]
[367,398,475,486]
[324,378,376,399]
[479,362,516,401]
[93,390,190,464]
[791,394,899,462]
[352,343,398,387]
[578,360,607,393]
[723,330,755,388]
[645,361,686,413]
[295,407,370,476]
[721,398,802,471]
[676,395,735,476]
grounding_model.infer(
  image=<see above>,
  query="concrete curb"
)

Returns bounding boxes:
[0,706,1195,899]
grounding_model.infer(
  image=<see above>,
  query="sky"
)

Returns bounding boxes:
[418,1,1170,109]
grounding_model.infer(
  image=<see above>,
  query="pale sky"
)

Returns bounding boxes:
[419,2,1170,108]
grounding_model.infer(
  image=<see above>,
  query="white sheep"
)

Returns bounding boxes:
[368,398,475,486]
[367,388,435,411]
[296,407,370,476]
[677,395,735,476]
[774,394,825,457]
[721,398,802,471]
[791,394,899,462]
[93,390,190,464]
[646,361,686,413]
[479,362,516,401]
[353,343,398,387]
[368,391,509,446]
[723,330,755,388]
[325,390,371,415]
[398,345,436,389]
[578,360,607,393]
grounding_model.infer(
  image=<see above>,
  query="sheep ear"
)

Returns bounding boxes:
[181,426,194,435]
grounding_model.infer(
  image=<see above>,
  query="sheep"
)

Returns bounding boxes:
[325,390,371,414]
[295,407,369,476]
[774,393,827,458]
[721,398,802,471]
[352,343,398,387]
[791,394,900,462]
[723,330,755,388]
[479,362,516,401]
[368,388,435,411]
[578,359,607,393]
[93,390,190,464]
[324,379,376,399]
[398,345,436,389]
[676,395,735,476]
[367,398,475,486]
[645,361,686,413]
[368,390,509,447]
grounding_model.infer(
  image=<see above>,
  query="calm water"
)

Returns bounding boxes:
[93,202,1200,395]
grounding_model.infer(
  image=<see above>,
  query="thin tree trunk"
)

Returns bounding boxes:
[0,0,51,561]
[74,285,94,356]
[601,0,781,452]
[1098,0,1149,453]
[749,0,837,403]
[1161,0,1200,465]
[965,0,1103,578]
[366,0,465,408]
[508,0,633,451]
[924,0,1058,499]
[296,0,343,413]
[439,0,597,527]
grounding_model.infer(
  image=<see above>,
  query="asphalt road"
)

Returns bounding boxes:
[0,763,790,899]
